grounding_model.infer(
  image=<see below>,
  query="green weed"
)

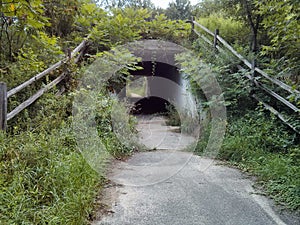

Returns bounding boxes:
[0,125,101,224]
[197,110,300,210]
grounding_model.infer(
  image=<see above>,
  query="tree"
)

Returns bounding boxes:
[43,0,82,37]
[165,0,192,20]
[0,0,48,61]
[256,0,300,78]
[129,0,154,9]
[99,0,154,9]
[193,0,224,17]
[221,0,262,53]
[195,0,263,53]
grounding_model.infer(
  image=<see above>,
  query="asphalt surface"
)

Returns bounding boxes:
[92,116,299,225]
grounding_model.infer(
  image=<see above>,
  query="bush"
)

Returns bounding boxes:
[221,110,295,157]
[196,13,249,45]
[95,92,138,158]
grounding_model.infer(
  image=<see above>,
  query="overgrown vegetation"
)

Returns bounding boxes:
[185,31,300,211]
[0,121,101,224]
[0,84,101,224]
[221,111,299,210]
[1,0,299,223]
[0,62,139,224]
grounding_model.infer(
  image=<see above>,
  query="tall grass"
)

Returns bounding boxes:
[0,124,101,224]
[196,109,299,210]
[0,89,136,224]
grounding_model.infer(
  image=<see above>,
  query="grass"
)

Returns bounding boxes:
[0,125,102,225]
[0,90,136,224]
[195,109,300,211]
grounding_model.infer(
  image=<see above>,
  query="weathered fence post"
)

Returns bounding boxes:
[214,29,219,50]
[250,59,257,94]
[191,16,195,31]
[0,82,7,131]
[189,16,196,41]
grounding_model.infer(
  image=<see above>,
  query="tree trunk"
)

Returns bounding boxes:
[251,28,258,53]
[241,0,261,53]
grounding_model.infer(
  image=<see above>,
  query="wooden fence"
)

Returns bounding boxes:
[190,18,300,134]
[0,38,89,131]
[1,22,299,134]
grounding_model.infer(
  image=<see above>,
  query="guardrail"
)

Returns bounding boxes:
[0,38,89,131]
[190,18,300,134]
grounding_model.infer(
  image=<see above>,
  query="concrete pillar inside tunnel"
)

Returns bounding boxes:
[147,62,181,99]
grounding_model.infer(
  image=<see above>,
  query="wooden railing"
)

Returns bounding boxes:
[1,22,299,134]
[190,18,300,134]
[0,38,89,130]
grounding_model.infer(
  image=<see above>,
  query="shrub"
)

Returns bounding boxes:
[196,13,249,45]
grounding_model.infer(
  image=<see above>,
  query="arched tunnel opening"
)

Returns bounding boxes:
[130,96,171,115]
[125,61,183,115]
[114,39,199,136]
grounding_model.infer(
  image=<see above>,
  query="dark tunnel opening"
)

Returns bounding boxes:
[130,96,171,115]
[130,61,181,85]
[126,61,182,115]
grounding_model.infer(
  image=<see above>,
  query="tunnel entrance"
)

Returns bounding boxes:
[130,96,171,115]
[115,40,197,119]
[124,61,182,115]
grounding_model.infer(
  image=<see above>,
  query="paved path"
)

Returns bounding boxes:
[136,116,196,150]
[93,116,299,225]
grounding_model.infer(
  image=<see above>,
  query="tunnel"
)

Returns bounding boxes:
[127,61,182,115]
[131,96,171,114]
[117,40,197,117]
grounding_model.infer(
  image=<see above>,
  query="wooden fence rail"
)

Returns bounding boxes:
[0,38,89,131]
[1,22,299,134]
[191,18,300,134]
[7,73,67,121]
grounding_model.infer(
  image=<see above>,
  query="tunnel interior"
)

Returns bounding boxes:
[126,61,182,115]
[131,97,171,115]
